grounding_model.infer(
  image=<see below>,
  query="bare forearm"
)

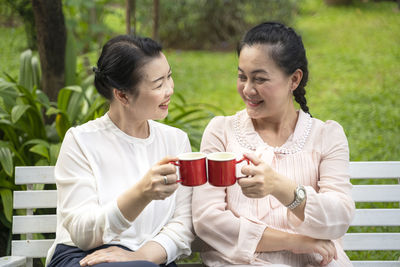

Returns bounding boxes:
[117,182,151,222]
[256,227,294,252]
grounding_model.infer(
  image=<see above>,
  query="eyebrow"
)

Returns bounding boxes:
[151,67,172,83]
[238,67,268,74]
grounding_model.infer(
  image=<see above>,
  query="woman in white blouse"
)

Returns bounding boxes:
[46,36,194,267]
[192,22,355,266]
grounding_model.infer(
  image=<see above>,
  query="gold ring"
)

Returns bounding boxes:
[163,175,168,185]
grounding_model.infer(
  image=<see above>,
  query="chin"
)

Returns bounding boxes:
[154,111,168,121]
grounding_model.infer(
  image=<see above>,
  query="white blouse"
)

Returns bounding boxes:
[46,113,194,265]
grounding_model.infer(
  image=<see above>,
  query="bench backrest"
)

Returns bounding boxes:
[11,162,400,267]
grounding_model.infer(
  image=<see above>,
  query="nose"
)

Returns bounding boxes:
[243,81,257,96]
[165,77,174,97]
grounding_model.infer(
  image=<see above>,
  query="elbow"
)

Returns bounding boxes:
[63,215,103,250]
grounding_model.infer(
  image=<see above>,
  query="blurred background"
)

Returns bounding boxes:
[0,0,399,265]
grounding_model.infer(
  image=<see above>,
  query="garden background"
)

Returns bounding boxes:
[0,0,399,265]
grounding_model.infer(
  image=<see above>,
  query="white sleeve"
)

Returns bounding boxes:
[56,129,131,250]
[151,135,195,264]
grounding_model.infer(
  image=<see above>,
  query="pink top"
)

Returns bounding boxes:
[192,110,355,266]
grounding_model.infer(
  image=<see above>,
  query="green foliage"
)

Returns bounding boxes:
[160,0,298,50]
[161,93,225,151]
[0,50,108,254]
[63,0,115,53]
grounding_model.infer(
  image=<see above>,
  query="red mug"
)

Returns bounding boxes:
[170,152,207,186]
[207,152,249,187]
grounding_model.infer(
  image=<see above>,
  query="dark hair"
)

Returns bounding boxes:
[93,35,162,100]
[237,22,310,115]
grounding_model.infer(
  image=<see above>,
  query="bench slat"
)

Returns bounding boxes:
[12,215,57,234]
[352,185,400,202]
[350,162,400,179]
[343,233,400,250]
[15,166,55,184]
[12,240,54,258]
[13,190,57,209]
[351,209,400,226]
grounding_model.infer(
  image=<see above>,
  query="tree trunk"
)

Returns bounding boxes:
[126,0,131,35]
[152,0,159,41]
[126,0,136,35]
[32,0,66,102]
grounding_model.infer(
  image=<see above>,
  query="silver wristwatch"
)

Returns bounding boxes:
[286,185,306,210]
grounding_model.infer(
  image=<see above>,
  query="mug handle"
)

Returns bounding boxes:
[169,161,182,183]
[235,156,250,179]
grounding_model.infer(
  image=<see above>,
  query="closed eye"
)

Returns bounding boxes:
[238,74,247,82]
[254,77,268,84]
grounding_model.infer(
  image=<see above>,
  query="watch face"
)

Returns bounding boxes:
[298,188,306,199]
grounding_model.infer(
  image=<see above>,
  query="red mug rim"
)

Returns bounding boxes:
[177,152,207,161]
[207,152,236,161]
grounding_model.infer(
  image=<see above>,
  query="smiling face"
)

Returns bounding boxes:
[237,44,299,120]
[125,52,174,121]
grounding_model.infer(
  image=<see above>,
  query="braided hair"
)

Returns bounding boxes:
[93,35,162,100]
[237,22,311,116]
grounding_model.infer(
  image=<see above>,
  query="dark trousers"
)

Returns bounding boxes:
[48,244,178,267]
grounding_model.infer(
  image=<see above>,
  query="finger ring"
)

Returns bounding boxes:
[163,175,168,185]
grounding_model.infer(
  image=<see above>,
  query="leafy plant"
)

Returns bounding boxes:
[0,49,108,255]
[162,93,224,151]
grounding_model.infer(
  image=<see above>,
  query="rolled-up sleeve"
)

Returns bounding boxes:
[288,121,355,239]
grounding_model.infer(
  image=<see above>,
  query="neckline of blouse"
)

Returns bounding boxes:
[103,113,155,144]
[233,109,313,154]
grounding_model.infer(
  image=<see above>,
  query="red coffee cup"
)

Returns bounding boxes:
[207,152,249,187]
[170,152,207,186]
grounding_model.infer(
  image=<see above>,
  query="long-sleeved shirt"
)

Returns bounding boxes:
[192,109,355,266]
[46,113,194,266]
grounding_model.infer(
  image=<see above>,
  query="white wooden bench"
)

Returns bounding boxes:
[0,162,399,267]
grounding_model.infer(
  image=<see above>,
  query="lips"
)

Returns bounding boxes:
[246,98,263,107]
[159,98,170,108]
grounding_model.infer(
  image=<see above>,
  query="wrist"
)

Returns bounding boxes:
[286,233,301,253]
[271,174,296,206]
[136,179,153,202]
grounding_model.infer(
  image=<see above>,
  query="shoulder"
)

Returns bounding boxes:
[310,117,348,155]
[150,120,188,139]
[204,112,240,132]
[312,117,346,139]
[69,115,109,136]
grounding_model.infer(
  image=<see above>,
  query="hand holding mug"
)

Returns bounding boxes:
[139,156,180,201]
[238,153,281,198]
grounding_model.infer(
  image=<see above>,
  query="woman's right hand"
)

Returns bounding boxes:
[289,234,337,266]
[138,156,180,201]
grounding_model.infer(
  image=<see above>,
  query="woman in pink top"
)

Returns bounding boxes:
[192,22,355,266]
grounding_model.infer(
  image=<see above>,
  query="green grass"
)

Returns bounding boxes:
[296,0,400,161]
[166,0,400,162]
[0,27,27,79]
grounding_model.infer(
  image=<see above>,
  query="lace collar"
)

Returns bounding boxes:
[233,109,312,154]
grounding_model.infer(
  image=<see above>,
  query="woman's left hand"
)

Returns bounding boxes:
[238,153,281,198]
[79,246,146,266]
